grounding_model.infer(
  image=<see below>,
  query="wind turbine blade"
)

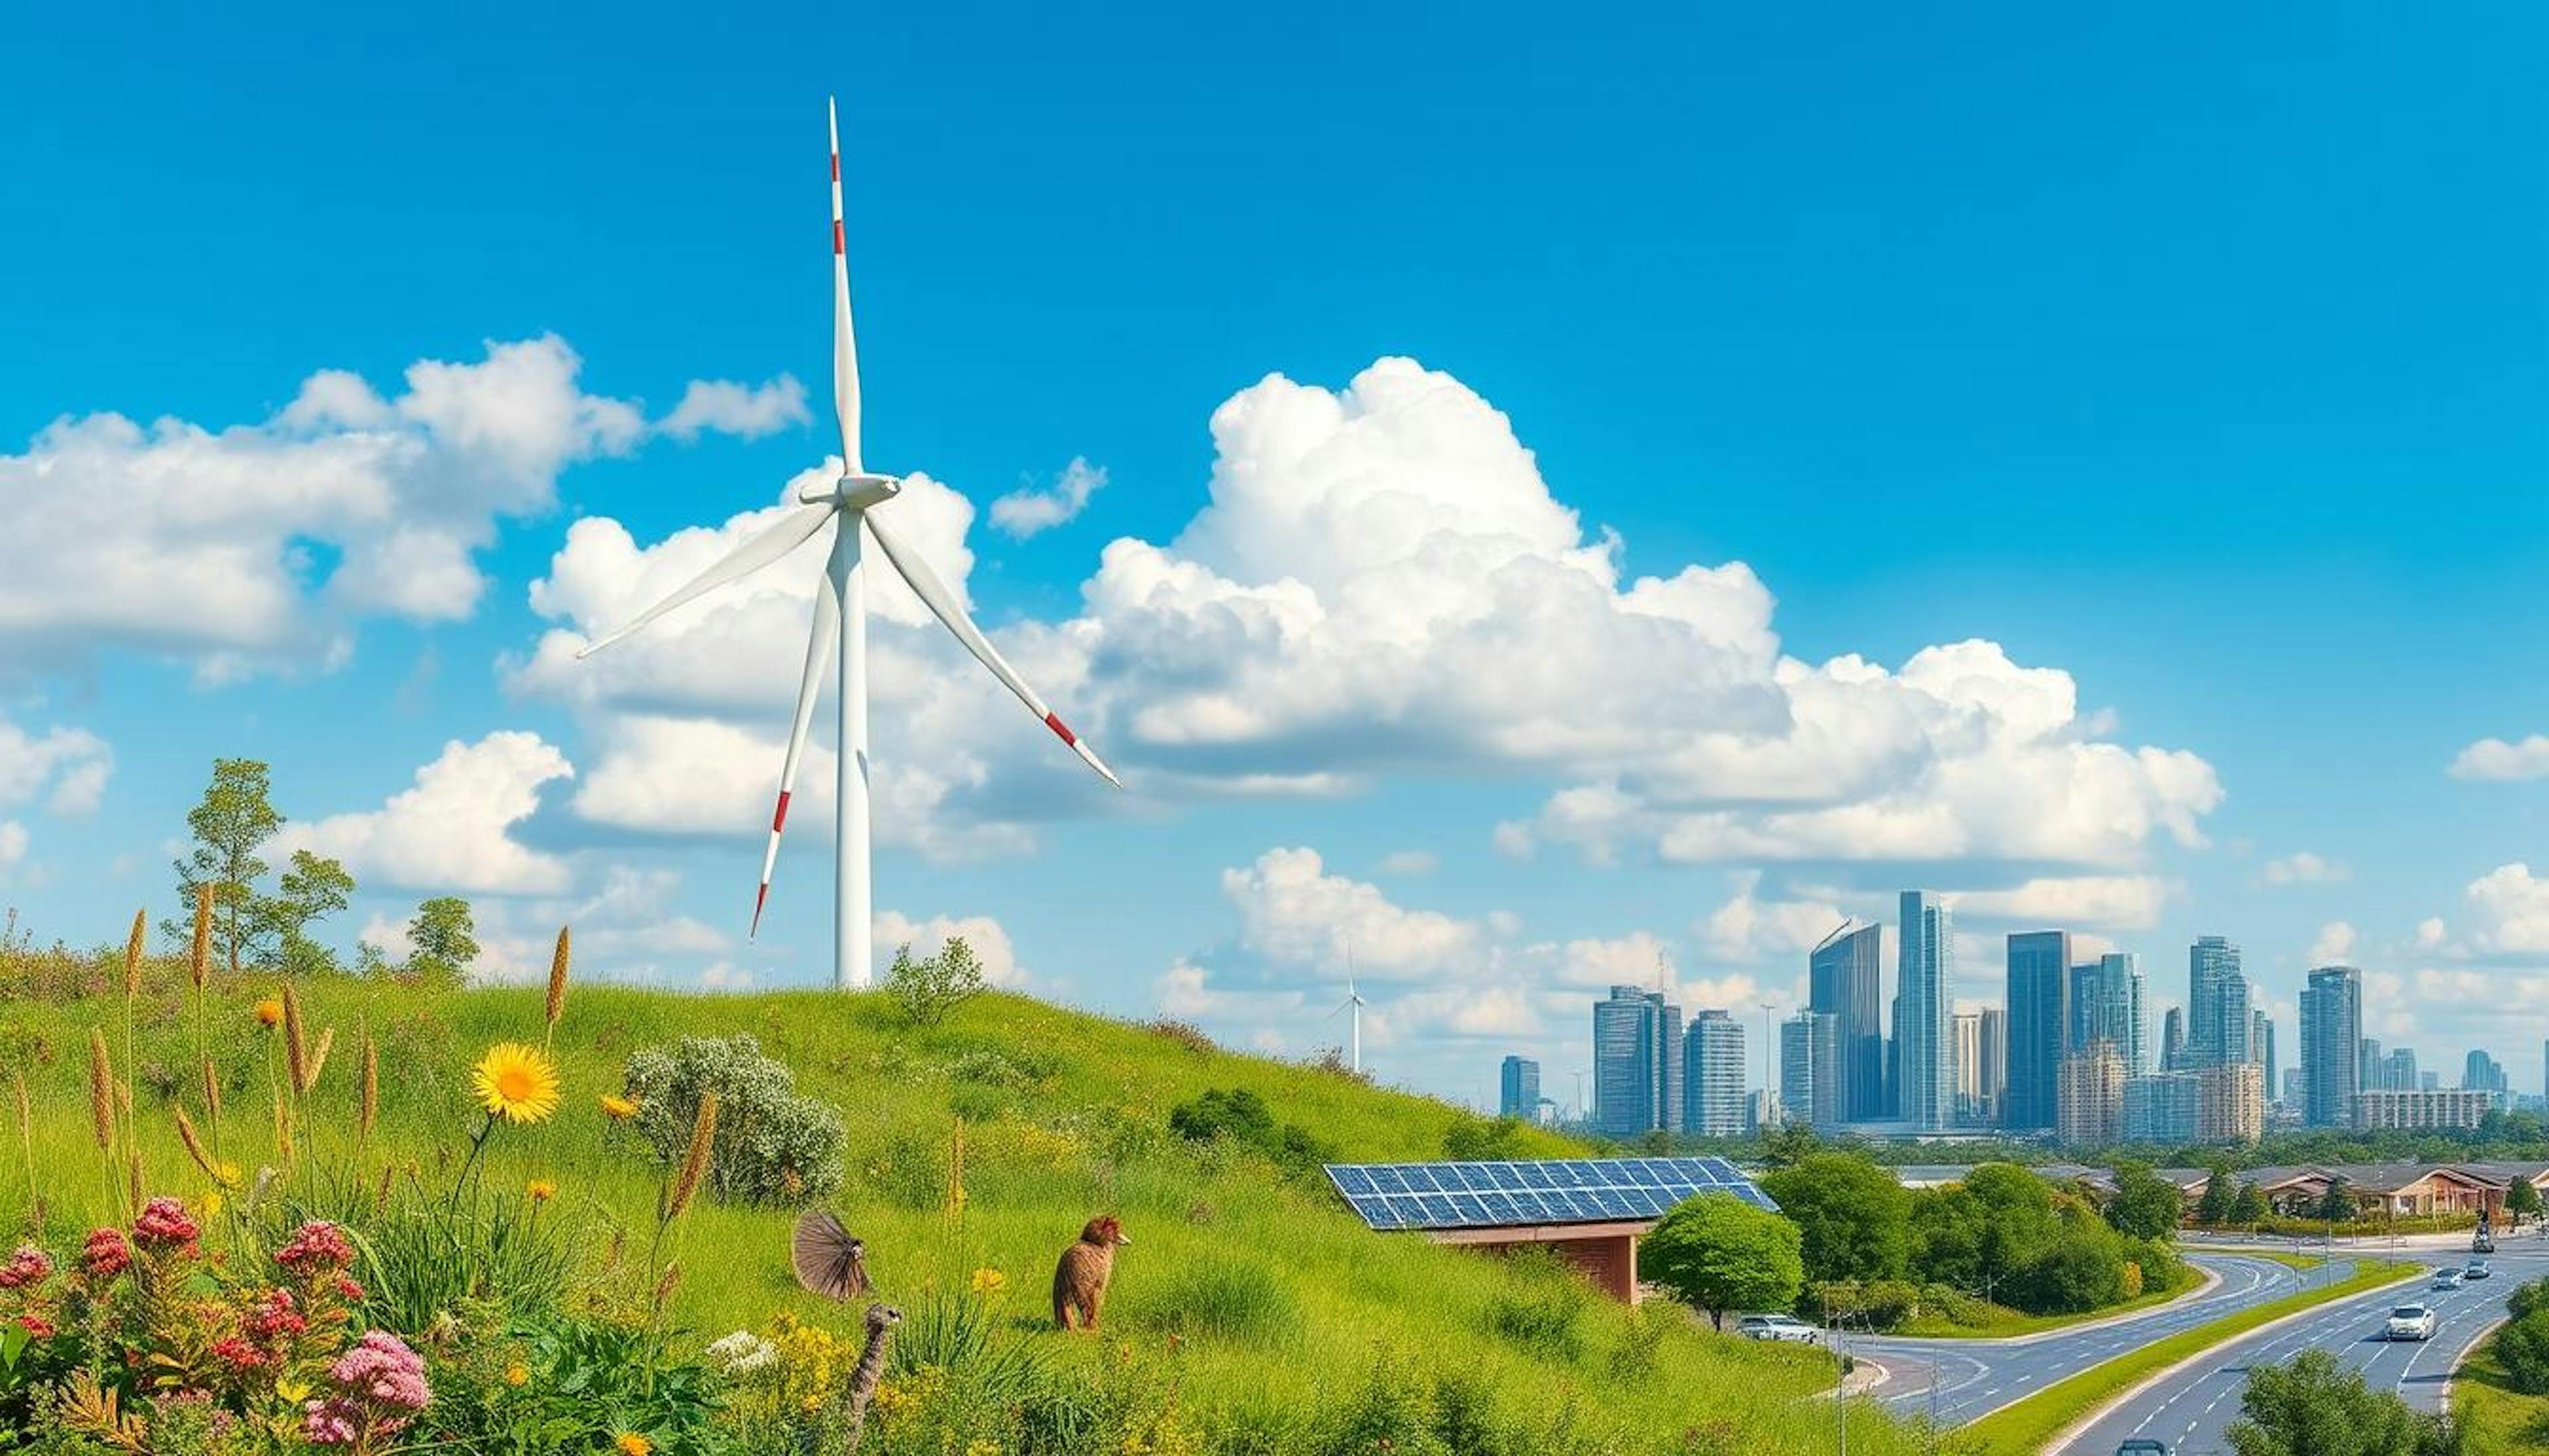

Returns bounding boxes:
[577,503,834,658]
[863,510,1123,788]
[751,536,844,939]
[1326,999,1353,1020]
[828,98,860,473]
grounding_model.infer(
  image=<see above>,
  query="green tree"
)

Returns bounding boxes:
[2317,1178,2358,1223]
[1761,1151,1912,1285]
[253,848,354,973]
[1760,1119,1821,1171]
[1964,1163,2061,1282]
[2507,1177,2543,1226]
[2224,1348,2469,1455]
[404,896,480,983]
[170,758,283,978]
[2230,1180,2270,1226]
[2197,1166,2236,1224]
[883,935,986,1027]
[1443,1114,1528,1161]
[2495,1307,2549,1396]
[1644,1192,1805,1331]
[2106,1162,2185,1241]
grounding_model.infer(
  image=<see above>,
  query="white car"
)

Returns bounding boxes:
[1736,1314,1822,1344]
[2432,1269,2465,1291]
[2386,1305,2439,1341]
[2464,1261,2492,1281]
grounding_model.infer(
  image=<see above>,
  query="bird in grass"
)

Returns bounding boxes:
[790,1209,875,1299]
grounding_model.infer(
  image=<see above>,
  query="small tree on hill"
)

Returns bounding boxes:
[1760,1151,1912,1285]
[2231,1181,2270,1226]
[404,897,479,984]
[1644,1192,1804,1331]
[1444,1114,1528,1161]
[254,849,355,974]
[884,936,986,1027]
[169,758,283,978]
[2106,1163,2185,1241]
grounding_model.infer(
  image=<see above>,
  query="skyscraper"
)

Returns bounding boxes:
[1896,891,1956,1132]
[1782,1011,1843,1131]
[2252,1009,2276,1103]
[2161,1006,2186,1072]
[2193,1062,2265,1143]
[1952,1011,1983,1124]
[1979,1007,2007,1121]
[1593,986,1681,1137]
[2073,953,2147,1074]
[2465,1049,2509,1108]
[1684,1009,1746,1136]
[1810,922,1886,1122]
[2005,930,2072,1132]
[2125,1070,2198,1143]
[2188,936,2251,1068]
[1499,1055,1541,1121]
[2301,965,2363,1129]
[2058,1039,2127,1146]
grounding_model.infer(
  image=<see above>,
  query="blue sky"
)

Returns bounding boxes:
[3,3,2542,1107]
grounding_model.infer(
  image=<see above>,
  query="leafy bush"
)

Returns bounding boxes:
[1143,1256,1299,1345]
[1443,1114,1529,1161]
[1643,1192,1804,1331]
[882,936,986,1028]
[1166,1087,1336,1175]
[1482,1250,1590,1361]
[2226,1348,2468,1455]
[622,1034,846,1206]
[1802,1279,1924,1329]
[2005,1228,2130,1314]
[2494,1303,2549,1396]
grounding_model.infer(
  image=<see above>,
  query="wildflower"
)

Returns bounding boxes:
[134,1196,202,1254]
[275,1220,356,1276]
[526,1179,557,1203]
[81,1227,132,1280]
[504,1362,528,1387]
[200,1191,225,1218]
[0,1245,52,1289]
[216,1160,242,1189]
[600,1093,640,1121]
[615,1433,653,1456]
[304,1330,431,1446]
[255,998,285,1028]
[247,1288,308,1343]
[335,1275,365,1302]
[212,1336,270,1371]
[470,1043,562,1124]
[706,1329,777,1374]
[970,1266,1006,1296]
[17,1314,52,1340]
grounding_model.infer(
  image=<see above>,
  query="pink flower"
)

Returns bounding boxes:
[334,1275,365,1302]
[80,1228,131,1280]
[275,1220,354,1276]
[0,1245,51,1289]
[133,1197,200,1254]
[17,1314,53,1340]
[303,1398,359,1446]
[304,1329,431,1445]
[246,1287,307,1343]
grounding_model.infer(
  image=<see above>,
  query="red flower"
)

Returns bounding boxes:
[81,1228,132,1281]
[0,1245,51,1289]
[133,1197,201,1254]
[210,1335,268,1370]
[17,1314,54,1340]
[334,1275,365,1302]
[275,1220,354,1277]
[246,1287,307,1343]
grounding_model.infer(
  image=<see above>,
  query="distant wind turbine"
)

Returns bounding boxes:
[579,100,1122,989]
[1326,944,1367,1074]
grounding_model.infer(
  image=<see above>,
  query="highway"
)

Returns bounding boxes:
[2064,1236,2549,1455]
[1849,1252,2307,1427]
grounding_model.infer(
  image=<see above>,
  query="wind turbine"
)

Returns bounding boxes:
[579,100,1122,989]
[1326,944,1367,1074]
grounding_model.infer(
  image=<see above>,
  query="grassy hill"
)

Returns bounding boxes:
[0,957,1924,1454]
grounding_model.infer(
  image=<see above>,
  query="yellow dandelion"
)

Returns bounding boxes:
[471,1043,562,1124]
[615,1433,652,1456]
[970,1266,1006,1296]
[527,1178,558,1202]
[599,1093,639,1122]
[200,1190,225,1218]
[504,1362,529,1388]
[254,998,284,1029]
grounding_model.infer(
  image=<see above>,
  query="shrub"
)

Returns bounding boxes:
[882,936,986,1028]
[621,1034,846,1206]
[1483,1250,1590,1361]
[1144,1256,1299,1345]
[1166,1088,1336,1176]
[1442,1114,1529,1161]
[2005,1229,2129,1314]
[2495,1306,2549,1396]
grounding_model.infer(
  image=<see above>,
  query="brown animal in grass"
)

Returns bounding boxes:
[1051,1215,1131,1331]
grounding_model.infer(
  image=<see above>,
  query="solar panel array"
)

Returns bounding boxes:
[1324,1157,1777,1232]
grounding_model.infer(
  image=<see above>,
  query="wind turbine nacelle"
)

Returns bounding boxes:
[801,473,903,510]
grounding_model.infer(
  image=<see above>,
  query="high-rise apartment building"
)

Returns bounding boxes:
[2005,930,2072,1131]
[2193,1062,2265,1143]
[2252,1008,2275,1100]
[1810,922,1887,1122]
[2465,1049,2509,1095]
[1499,1055,1541,1121]
[2301,965,2363,1129]
[1896,891,1956,1132]
[1979,1007,2007,1120]
[1684,1009,1746,1136]
[2072,953,2147,1074]
[2125,1071,2198,1143]
[2161,1007,2186,1072]
[2369,1047,2419,1092]
[2057,1039,2127,1146]
[1593,985,1682,1137]
[2187,936,2251,1068]
[1782,1011,1843,1131]
[2355,1089,2494,1131]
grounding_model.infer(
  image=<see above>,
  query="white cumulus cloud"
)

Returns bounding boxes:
[988,457,1106,538]
[657,376,810,442]
[2262,851,2349,885]
[874,909,1026,987]
[2449,735,2549,782]
[275,731,576,895]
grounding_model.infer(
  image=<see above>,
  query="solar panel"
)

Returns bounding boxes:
[1322,1157,1779,1232]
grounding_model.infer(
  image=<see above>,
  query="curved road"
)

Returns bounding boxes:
[2066,1238,2549,1455]
[1850,1253,2305,1427]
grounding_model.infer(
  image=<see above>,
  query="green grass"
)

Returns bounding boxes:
[1960,1258,2420,1456]
[1890,1275,2194,1339]
[0,970,1930,1455]
[2453,1326,2549,1456]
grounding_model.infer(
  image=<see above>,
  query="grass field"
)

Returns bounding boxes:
[1959,1257,2420,1456]
[1891,1275,2196,1340]
[0,967,1929,1454]
[2454,1324,2549,1455]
